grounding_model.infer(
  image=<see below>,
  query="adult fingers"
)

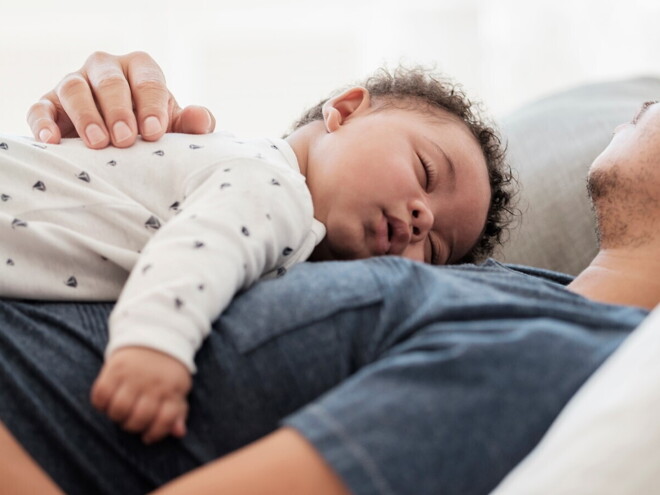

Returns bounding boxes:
[123,51,172,142]
[83,51,139,147]
[56,71,111,149]
[170,105,216,135]
[26,96,67,144]
[27,51,215,147]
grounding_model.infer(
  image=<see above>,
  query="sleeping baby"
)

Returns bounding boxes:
[0,65,505,443]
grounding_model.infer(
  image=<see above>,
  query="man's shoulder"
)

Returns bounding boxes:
[424,259,648,331]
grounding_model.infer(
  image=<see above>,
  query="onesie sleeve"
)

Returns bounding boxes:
[106,157,315,372]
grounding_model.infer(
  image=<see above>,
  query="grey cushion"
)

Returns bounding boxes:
[494,77,660,275]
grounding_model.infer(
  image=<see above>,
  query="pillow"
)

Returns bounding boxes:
[494,77,660,275]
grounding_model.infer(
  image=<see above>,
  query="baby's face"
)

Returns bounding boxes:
[306,105,491,264]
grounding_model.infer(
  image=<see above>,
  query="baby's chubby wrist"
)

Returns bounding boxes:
[108,346,191,378]
[106,313,199,373]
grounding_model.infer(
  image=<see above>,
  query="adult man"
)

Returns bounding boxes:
[1,53,657,495]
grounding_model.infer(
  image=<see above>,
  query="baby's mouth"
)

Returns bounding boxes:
[385,215,411,255]
[374,215,392,256]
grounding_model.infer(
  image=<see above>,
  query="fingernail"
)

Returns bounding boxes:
[85,124,106,146]
[143,116,162,137]
[112,121,132,143]
[203,109,213,133]
[38,128,52,143]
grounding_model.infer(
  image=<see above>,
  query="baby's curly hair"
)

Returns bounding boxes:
[287,66,517,263]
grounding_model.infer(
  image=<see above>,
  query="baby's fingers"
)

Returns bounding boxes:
[90,368,119,412]
[170,413,188,438]
[142,400,188,445]
[105,385,139,423]
[121,396,160,434]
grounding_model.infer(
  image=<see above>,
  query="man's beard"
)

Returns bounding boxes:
[587,163,657,249]
[586,166,618,202]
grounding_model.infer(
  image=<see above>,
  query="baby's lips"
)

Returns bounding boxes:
[386,215,411,255]
[374,215,391,255]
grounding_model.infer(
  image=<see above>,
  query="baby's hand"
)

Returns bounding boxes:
[91,347,192,444]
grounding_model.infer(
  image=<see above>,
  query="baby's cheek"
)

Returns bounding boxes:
[324,218,370,261]
[400,243,425,263]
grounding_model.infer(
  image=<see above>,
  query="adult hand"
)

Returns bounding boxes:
[27,51,216,149]
[91,346,192,444]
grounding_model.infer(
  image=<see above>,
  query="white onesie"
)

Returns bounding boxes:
[0,132,325,371]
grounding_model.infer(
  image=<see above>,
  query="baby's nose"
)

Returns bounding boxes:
[409,200,433,241]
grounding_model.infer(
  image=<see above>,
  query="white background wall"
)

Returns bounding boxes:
[1,0,659,138]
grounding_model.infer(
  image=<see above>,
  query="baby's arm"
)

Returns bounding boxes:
[93,157,315,442]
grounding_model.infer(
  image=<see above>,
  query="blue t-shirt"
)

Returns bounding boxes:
[0,258,649,495]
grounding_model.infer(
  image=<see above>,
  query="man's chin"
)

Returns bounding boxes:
[586,163,620,202]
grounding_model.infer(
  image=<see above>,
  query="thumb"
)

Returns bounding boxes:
[171,105,215,135]
[90,369,112,412]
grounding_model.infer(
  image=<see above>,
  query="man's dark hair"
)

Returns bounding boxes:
[287,65,517,263]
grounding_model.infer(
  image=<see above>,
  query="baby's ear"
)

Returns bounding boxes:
[322,87,371,132]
